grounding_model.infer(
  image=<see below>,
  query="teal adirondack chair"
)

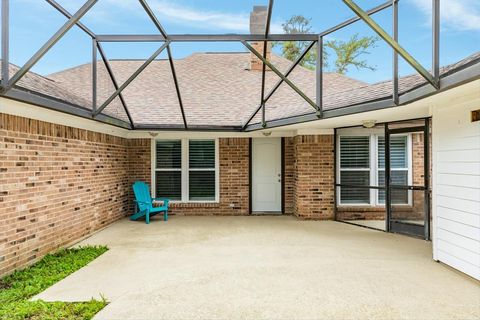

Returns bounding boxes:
[131,181,169,224]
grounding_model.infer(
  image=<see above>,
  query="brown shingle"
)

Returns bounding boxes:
[47,53,366,126]
[8,51,479,127]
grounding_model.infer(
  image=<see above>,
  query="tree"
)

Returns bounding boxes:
[277,15,378,74]
[275,15,326,70]
[325,34,378,74]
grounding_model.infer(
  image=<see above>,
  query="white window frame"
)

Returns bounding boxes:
[375,134,413,206]
[336,129,412,207]
[337,134,372,206]
[151,138,220,203]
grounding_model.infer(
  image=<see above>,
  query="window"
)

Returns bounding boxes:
[377,136,409,204]
[155,140,182,201]
[339,136,370,204]
[338,133,411,206]
[189,140,216,201]
[153,139,218,202]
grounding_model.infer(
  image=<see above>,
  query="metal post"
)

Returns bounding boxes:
[96,42,134,128]
[342,0,438,89]
[94,41,170,116]
[333,128,338,221]
[92,38,97,113]
[138,0,168,38]
[166,45,187,129]
[261,41,267,128]
[1,0,8,90]
[260,38,268,127]
[242,40,320,113]
[45,0,95,38]
[6,0,97,91]
[260,0,274,128]
[392,0,399,105]
[242,41,315,130]
[384,123,391,232]
[424,118,430,240]
[138,0,187,129]
[432,0,440,84]
[316,35,323,117]
[319,0,393,37]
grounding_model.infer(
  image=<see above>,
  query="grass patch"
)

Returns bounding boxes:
[0,246,108,320]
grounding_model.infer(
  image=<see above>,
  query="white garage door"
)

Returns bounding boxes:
[432,101,480,280]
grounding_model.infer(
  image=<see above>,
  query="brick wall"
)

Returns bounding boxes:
[293,135,335,220]
[336,206,386,220]
[127,139,151,212]
[0,113,339,275]
[0,114,130,276]
[145,138,250,215]
[283,137,295,215]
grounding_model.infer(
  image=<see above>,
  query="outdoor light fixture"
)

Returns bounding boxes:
[262,131,272,136]
[148,132,159,137]
[362,120,377,128]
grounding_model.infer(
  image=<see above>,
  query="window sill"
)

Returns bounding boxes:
[337,205,386,212]
[337,204,413,211]
[169,201,220,207]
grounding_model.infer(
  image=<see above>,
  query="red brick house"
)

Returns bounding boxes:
[1,4,479,282]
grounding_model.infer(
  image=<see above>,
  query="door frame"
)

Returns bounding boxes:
[249,137,284,214]
[333,117,432,240]
[385,118,430,239]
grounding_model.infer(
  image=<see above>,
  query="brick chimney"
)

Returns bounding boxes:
[249,6,271,71]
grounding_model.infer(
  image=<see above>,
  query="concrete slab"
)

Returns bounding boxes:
[33,216,480,320]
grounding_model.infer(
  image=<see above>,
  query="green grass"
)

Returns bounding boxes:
[0,246,108,320]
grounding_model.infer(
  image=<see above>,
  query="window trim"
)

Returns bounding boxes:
[338,134,372,205]
[375,134,413,206]
[336,130,412,207]
[151,138,220,203]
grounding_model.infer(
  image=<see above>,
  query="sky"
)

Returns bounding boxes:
[7,0,480,83]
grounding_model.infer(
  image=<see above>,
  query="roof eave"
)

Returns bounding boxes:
[244,58,480,131]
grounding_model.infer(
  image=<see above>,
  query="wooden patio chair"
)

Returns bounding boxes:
[131,181,169,224]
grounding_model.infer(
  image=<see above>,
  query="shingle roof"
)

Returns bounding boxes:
[258,51,480,123]
[46,53,366,126]
[9,51,480,127]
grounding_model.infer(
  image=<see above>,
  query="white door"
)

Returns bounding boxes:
[252,138,282,213]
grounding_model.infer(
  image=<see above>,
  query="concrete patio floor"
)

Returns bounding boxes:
[34,216,479,320]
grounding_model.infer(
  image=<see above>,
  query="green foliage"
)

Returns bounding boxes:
[276,15,378,73]
[0,246,108,320]
[281,15,313,34]
[325,34,378,74]
[275,15,327,70]
[0,299,106,320]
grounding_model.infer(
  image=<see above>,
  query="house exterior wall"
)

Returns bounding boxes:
[0,113,130,276]
[0,114,348,275]
[143,138,250,215]
[432,98,480,280]
[293,135,335,220]
[170,138,250,215]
